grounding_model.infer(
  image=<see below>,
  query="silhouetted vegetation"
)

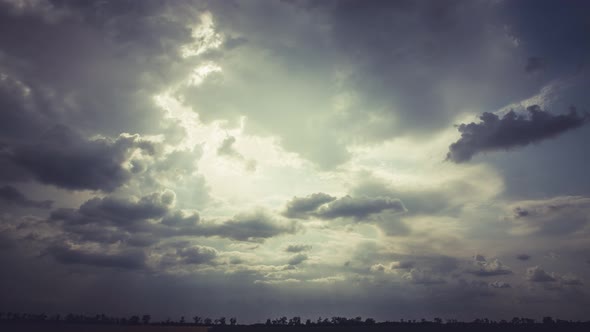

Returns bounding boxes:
[1,311,590,331]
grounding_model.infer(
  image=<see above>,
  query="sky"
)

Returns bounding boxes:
[1,0,590,323]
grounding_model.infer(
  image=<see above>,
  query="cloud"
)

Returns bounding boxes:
[282,193,336,219]
[0,185,52,209]
[176,245,218,265]
[467,255,512,277]
[516,254,531,261]
[211,211,297,242]
[506,196,590,235]
[316,195,406,220]
[526,266,556,282]
[47,245,147,270]
[403,269,446,285]
[53,191,176,231]
[217,135,257,171]
[489,281,511,289]
[447,106,588,162]
[51,193,296,244]
[390,261,415,270]
[288,253,308,266]
[282,193,406,221]
[285,244,312,253]
[558,274,583,286]
[6,125,156,191]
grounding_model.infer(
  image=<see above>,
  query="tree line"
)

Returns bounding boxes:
[0,311,588,327]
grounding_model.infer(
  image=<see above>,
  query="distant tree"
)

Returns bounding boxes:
[204,318,212,325]
[365,318,376,325]
[543,317,555,324]
[193,316,202,325]
[216,317,226,325]
[230,317,237,325]
[180,316,185,324]
[142,315,151,325]
[266,319,272,325]
[305,319,312,326]
[289,316,301,325]
[128,316,140,325]
[434,318,443,324]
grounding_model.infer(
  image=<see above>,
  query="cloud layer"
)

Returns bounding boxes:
[447,106,588,162]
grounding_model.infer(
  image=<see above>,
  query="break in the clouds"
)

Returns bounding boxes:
[447,106,588,163]
[1,0,590,323]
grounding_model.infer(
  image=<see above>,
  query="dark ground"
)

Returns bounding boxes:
[3,322,590,332]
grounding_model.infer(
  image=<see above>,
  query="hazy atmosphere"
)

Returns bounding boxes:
[1,0,590,323]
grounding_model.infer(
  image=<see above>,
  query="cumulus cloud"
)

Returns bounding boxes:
[526,266,556,282]
[282,193,406,221]
[282,193,336,218]
[316,196,406,220]
[447,106,588,162]
[5,126,156,191]
[403,269,446,285]
[525,266,584,290]
[207,210,298,242]
[467,255,512,277]
[48,193,296,253]
[176,245,218,265]
[0,185,52,209]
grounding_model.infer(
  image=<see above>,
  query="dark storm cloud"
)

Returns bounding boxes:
[517,254,531,261]
[0,185,52,209]
[47,245,147,270]
[282,193,336,218]
[0,0,195,138]
[447,106,589,162]
[4,125,156,191]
